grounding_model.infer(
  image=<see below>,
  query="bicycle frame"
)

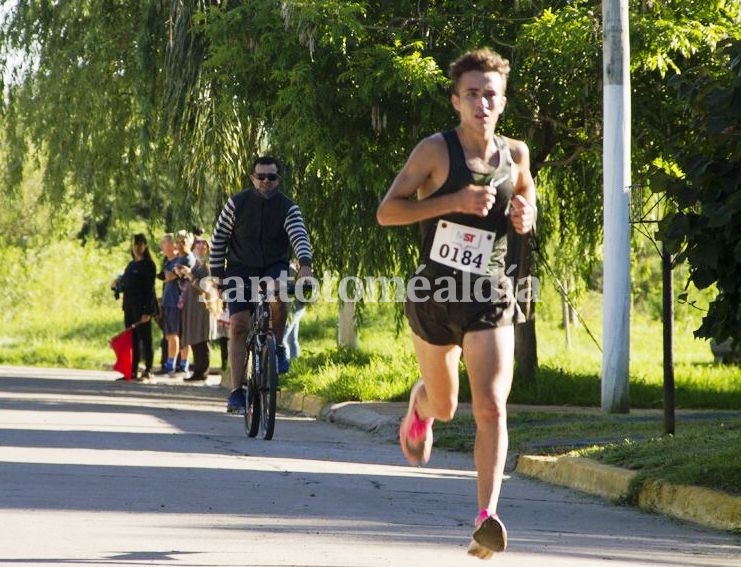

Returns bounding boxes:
[244,283,279,440]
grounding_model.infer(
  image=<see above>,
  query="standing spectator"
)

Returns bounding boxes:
[159,232,188,375]
[116,233,157,380]
[173,230,197,376]
[178,237,219,382]
[154,233,173,374]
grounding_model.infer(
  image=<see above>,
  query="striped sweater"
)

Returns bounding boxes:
[210,188,312,279]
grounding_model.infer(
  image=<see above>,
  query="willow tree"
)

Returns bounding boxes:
[0,0,175,236]
[165,0,562,358]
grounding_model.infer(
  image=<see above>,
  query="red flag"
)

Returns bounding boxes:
[110,327,133,380]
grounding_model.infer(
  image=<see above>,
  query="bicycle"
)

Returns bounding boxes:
[243,280,312,440]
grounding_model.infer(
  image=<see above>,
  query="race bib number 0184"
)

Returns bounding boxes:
[429,220,494,275]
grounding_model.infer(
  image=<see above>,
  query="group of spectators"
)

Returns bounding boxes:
[113,156,313,396]
[112,228,228,382]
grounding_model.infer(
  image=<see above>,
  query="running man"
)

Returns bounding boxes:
[376,48,536,559]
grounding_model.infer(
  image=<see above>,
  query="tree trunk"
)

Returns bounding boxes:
[569,274,578,326]
[509,230,539,383]
[515,318,538,381]
[561,284,572,350]
[337,301,358,349]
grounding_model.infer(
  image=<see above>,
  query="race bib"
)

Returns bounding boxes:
[429,220,494,275]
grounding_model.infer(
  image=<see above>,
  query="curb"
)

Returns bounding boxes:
[321,401,399,437]
[278,390,326,417]
[516,455,637,502]
[278,392,398,437]
[516,454,740,532]
[638,479,741,532]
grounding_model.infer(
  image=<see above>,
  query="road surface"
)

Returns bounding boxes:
[0,367,738,566]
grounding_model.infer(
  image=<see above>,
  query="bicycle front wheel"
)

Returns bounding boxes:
[259,336,279,440]
[243,345,260,438]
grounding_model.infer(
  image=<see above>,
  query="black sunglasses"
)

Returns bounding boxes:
[254,173,279,181]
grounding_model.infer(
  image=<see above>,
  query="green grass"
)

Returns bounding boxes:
[578,418,741,498]
[433,411,741,496]
[1,240,738,410]
[281,302,421,402]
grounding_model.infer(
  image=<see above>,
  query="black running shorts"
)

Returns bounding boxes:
[404,268,521,347]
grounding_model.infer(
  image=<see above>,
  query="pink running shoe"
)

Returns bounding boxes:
[399,380,434,466]
[467,509,507,559]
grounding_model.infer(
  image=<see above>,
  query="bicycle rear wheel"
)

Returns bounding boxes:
[259,336,279,440]
[243,346,260,438]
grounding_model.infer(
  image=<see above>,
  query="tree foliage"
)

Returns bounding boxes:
[656,38,741,344]
[0,0,173,234]
[516,0,739,301]
[1,0,739,349]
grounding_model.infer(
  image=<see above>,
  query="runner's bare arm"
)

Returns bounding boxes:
[507,138,537,234]
[377,136,499,226]
[377,136,454,226]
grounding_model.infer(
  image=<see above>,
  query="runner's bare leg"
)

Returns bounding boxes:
[410,333,462,422]
[462,325,515,512]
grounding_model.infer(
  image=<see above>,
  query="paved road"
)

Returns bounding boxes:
[0,367,738,566]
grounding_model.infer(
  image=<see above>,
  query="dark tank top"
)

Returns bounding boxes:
[418,129,515,276]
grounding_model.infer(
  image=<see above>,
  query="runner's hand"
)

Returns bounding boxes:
[458,184,497,217]
[510,195,535,234]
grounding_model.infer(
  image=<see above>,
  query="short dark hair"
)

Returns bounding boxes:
[449,48,511,94]
[252,155,281,173]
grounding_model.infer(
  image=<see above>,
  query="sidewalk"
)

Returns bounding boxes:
[278,391,741,533]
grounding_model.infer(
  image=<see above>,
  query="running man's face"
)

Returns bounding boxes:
[451,70,507,133]
[251,163,280,193]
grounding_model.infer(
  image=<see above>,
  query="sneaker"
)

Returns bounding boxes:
[398,380,434,466]
[226,388,246,414]
[467,510,507,559]
[140,370,152,380]
[276,345,290,374]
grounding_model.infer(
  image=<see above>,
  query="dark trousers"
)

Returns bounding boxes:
[124,310,153,377]
[219,336,229,371]
[190,341,211,378]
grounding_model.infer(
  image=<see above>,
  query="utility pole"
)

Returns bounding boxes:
[601,0,631,413]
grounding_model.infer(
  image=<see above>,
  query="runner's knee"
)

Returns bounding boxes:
[427,395,458,422]
[471,393,507,425]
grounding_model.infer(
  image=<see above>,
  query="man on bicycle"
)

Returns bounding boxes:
[210,156,314,414]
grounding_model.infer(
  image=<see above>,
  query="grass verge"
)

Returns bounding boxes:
[433,410,741,496]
